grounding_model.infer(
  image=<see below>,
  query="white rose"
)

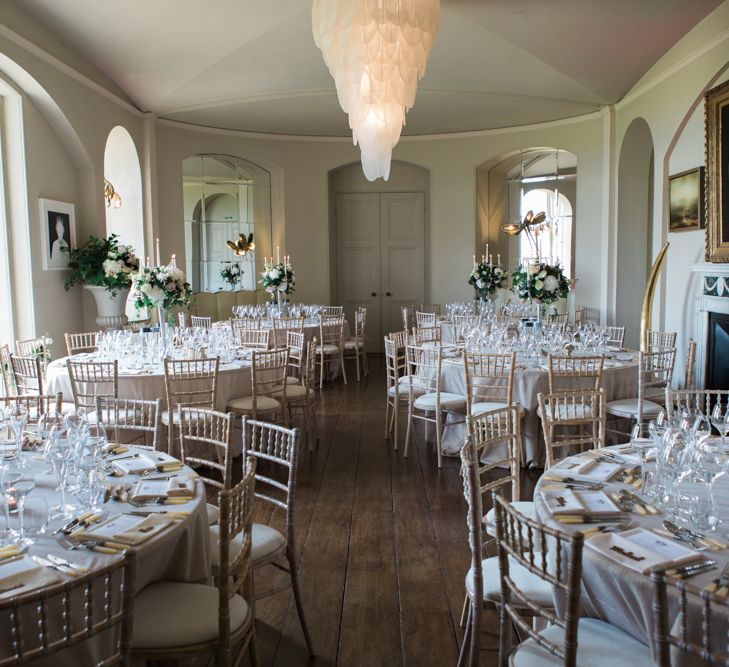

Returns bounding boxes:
[269,269,281,280]
[476,279,485,289]
[528,262,540,276]
[537,270,547,279]
[543,275,559,292]
[102,259,119,277]
[535,280,544,290]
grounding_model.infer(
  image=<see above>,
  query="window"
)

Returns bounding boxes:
[0,100,15,346]
[520,188,573,276]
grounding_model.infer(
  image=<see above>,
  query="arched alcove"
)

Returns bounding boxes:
[328,160,430,351]
[617,118,654,349]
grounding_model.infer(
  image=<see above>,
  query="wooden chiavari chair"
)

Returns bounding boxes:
[343,307,368,381]
[547,313,568,325]
[683,338,696,390]
[403,344,466,468]
[547,354,604,394]
[666,388,729,421]
[271,316,304,349]
[323,305,343,317]
[458,439,553,667]
[178,312,187,328]
[453,315,481,345]
[124,318,150,332]
[236,328,270,351]
[66,359,118,414]
[419,303,441,316]
[316,315,347,389]
[132,460,258,667]
[652,570,729,667]
[384,337,422,452]
[285,331,305,385]
[388,329,409,351]
[64,331,98,356]
[413,325,441,346]
[647,329,677,351]
[95,396,162,450]
[15,337,50,361]
[9,355,43,395]
[191,315,212,328]
[163,357,220,455]
[604,326,626,348]
[0,551,136,667]
[401,304,416,332]
[463,351,515,417]
[574,305,586,324]
[179,407,234,496]
[227,349,288,421]
[492,493,652,667]
[538,388,606,467]
[606,348,675,437]
[242,418,315,657]
[0,393,63,423]
[284,337,319,451]
[415,310,437,328]
[0,344,16,396]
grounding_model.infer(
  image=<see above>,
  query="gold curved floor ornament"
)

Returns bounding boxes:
[640,242,670,352]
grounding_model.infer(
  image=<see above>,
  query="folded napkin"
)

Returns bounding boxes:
[541,489,622,517]
[112,451,182,475]
[0,556,60,599]
[551,457,623,483]
[165,476,195,497]
[112,514,173,545]
[131,476,195,501]
[585,527,699,575]
[80,513,173,546]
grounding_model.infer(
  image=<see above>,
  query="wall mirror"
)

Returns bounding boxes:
[182,154,272,292]
[706,79,729,262]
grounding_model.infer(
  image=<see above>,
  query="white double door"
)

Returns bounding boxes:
[335,192,426,353]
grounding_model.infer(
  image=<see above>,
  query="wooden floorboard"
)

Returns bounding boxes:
[243,355,530,666]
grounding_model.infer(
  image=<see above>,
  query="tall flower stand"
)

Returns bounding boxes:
[85,285,129,330]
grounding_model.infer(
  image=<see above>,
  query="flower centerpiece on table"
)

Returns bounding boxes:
[259,256,295,302]
[131,260,192,313]
[63,234,139,296]
[468,260,505,299]
[220,261,243,290]
[511,261,572,304]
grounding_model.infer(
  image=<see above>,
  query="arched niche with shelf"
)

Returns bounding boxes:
[182,154,272,293]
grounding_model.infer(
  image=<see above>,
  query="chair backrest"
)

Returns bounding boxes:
[353,308,366,341]
[242,418,300,545]
[231,317,262,336]
[0,393,63,424]
[95,396,162,451]
[384,338,406,393]
[547,354,604,393]
[319,315,345,347]
[14,338,51,367]
[647,330,677,351]
[415,311,437,328]
[547,313,568,325]
[453,315,481,344]
[652,569,729,667]
[251,349,289,404]
[323,306,343,317]
[405,344,441,397]
[538,388,606,467]
[387,329,409,351]
[286,331,305,382]
[491,490,584,667]
[191,315,212,328]
[418,303,441,316]
[178,407,233,492]
[574,305,585,324]
[67,359,118,412]
[236,328,270,350]
[666,388,729,420]
[413,325,441,345]
[463,351,515,412]
[639,349,676,412]
[272,316,305,348]
[0,551,135,667]
[124,318,150,332]
[9,355,43,395]
[163,357,219,415]
[684,338,696,390]
[216,456,256,667]
[604,326,626,348]
[401,304,415,331]
[65,331,98,356]
[0,344,15,396]
[178,312,187,328]
[304,337,318,390]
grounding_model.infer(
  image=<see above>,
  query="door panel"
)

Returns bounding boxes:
[335,194,381,353]
[380,193,425,339]
[204,223,229,292]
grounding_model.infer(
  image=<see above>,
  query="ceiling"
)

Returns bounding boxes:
[13,0,723,136]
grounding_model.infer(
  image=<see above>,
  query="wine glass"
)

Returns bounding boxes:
[4,466,35,546]
[711,403,729,445]
[22,495,49,543]
[4,403,28,466]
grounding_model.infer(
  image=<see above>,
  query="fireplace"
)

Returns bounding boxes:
[707,312,729,389]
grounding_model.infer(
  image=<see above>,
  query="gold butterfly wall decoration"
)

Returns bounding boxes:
[226,233,255,256]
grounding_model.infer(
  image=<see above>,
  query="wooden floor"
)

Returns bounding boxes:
[249,354,540,667]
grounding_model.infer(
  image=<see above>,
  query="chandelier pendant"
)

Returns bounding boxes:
[313,0,440,181]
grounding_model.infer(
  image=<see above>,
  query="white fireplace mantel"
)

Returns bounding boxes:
[689,264,729,387]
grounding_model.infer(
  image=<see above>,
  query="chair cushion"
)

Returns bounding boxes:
[161,409,205,426]
[343,340,364,349]
[208,523,244,568]
[286,376,301,385]
[206,503,219,526]
[605,398,662,419]
[285,384,314,400]
[226,395,281,413]
[542,403,594,419]
[510,617,653,667]
[251,523,286,562]
[471,401,508,416]
[388,384,425,398]
[414,392,467,409]
[484,501,536,537]
[316,344,340,354]
[132,581,249,649]
[465,556,554,607]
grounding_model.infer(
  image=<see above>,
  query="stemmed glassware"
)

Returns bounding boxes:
[4,466,36,547]
[46,425,77,520]
[711,402,729,445]
[4,402,29,467]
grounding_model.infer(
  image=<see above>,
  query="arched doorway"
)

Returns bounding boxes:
[617,118,654,349]
[329,160,430,352]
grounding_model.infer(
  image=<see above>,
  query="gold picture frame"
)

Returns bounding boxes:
[705,79,729,262]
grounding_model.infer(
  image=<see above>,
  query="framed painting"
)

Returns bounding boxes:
[38,198,76,270]
[669,167,704,232]
[706,79,729,262]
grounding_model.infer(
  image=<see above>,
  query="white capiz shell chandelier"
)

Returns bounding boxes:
[312,0,440,181]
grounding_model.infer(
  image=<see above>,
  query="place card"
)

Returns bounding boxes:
[541,489,622,517]
[551,457,622,482]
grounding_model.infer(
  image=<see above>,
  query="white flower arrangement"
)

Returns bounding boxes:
[259,258,295,299]
[468,261,505,298]
[131,262,192,312]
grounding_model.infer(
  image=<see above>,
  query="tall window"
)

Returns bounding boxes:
[520,188,573,277]
[0,100,14,346]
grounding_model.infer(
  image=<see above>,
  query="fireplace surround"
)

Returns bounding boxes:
[690,264,729,388]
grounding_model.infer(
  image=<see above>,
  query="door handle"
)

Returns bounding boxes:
[371,292,377,297]
[386,292,392,297]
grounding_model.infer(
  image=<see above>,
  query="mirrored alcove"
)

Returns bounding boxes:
[182,154,272,293]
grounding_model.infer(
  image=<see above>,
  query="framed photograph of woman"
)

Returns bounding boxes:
[38,198,75,270]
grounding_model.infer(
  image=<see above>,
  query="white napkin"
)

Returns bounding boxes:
[541,489,622,516]
[112,451,181,475]
[585,527,699,574]
[552,457,622,482]
[165,476,195,498]
[0,556,60,599]
[81,513,173,546]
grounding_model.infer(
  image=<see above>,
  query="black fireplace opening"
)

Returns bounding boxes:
[707,312,729,390]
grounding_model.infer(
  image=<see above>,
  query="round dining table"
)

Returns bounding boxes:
[533,446,729,666]
[0,445,210,666]
[437,349,639,465]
